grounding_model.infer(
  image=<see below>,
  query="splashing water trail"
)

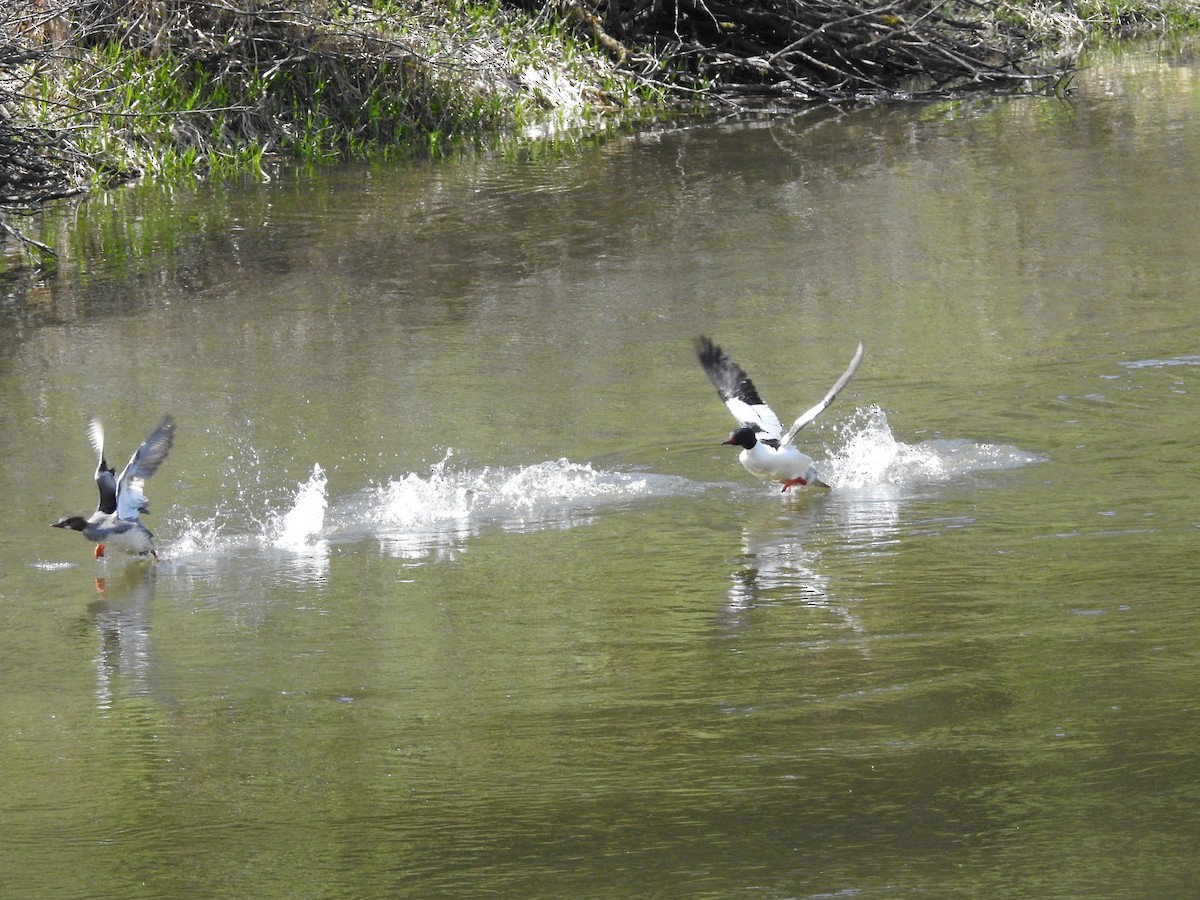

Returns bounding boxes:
[329,454,674,556]
[267,464,328,550]
[166,512,235,558]
[823,406,1042,488]
[163,447,692,566]
[164,462,329,562]
[154,415,1037,567]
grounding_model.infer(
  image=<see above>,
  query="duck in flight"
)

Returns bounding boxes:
[53,415,176,559]
[696,337,863,491]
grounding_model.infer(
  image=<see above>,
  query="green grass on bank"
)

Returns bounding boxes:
[1007,0,1200,38]
[7,0,654,190]
[2,0,1199,210]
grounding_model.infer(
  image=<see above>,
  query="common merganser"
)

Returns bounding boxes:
[696,337,864,491]
[53,415,176,559]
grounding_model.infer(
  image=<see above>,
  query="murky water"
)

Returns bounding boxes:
[3,39,1200,897]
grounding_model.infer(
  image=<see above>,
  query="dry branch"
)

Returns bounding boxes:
[555,0,1060,101]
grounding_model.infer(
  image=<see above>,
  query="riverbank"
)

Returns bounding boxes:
[3,0,1200,263]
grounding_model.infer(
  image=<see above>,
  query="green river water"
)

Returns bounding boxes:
[1,39,1199,898]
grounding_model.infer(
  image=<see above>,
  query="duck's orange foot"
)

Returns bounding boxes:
[94,543,106,558]
[780,477,808,492]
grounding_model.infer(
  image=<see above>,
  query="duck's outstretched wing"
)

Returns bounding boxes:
[782,340,864,446]
[695,337,784,442]
[87,417,118,515]
[115,415,176,520]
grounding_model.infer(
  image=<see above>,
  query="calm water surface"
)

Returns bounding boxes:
[2,40,1200,897]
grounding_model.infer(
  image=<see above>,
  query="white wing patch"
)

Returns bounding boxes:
[727,397,783,442]
[87,417,120,515]
[695,337,784,442]
[782,340,864,446]
[115,415,176,521]
[698,336,864,448]
[86,418,105,465]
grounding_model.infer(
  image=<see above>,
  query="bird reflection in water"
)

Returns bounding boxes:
[719,498,868,652]
[84,566,157,711]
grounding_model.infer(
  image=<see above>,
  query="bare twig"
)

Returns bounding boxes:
[0,217,58,262]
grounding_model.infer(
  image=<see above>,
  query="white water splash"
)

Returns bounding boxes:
[367,456,654,525]
[266,464,328,550]
[165,511,235,558]
[165,462,329,560]
[822,406,1042,488]
[328,454,678,558]
[163,453,689,564]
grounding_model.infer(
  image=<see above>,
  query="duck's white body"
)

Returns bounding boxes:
[736,440,817,487]
[696,337,863,491]
[78,516,157,556]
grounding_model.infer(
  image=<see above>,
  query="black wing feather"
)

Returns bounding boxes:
[695,336,766,410]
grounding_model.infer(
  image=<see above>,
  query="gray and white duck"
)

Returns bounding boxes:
[53,414,176,559]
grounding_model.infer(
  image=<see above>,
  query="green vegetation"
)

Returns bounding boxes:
[5,1,648,190]
[1,0,1198,256]
[998,0,1200,41]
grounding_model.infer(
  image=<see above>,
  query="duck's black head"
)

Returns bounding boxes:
[722,425,760,450]
[52,516,88,532]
